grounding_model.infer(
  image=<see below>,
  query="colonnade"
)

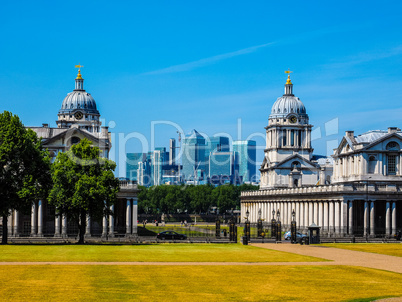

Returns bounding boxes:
[242,199,399,237]
[242,200,345,235]
[7,197,138,238]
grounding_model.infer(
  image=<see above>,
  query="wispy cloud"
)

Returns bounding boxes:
[143,24,355,76]
[323,45,402,69]
[143,42,276,75]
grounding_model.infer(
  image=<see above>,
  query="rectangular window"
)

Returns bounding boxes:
[298,130,302,146]
[291,130,294,146]
[388,155,397,175]
[282,131,286,146]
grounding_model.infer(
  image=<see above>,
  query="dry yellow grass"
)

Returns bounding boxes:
[0,265,400,301]
[322,243,402,257]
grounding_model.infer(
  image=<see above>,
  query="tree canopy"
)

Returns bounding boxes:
[138,183,258,215]
[48,138,119,243]
[0,111,51,244]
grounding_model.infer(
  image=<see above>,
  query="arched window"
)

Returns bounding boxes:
[71,137,80,145]
[291,161,301,171]
[386,142,400,151]
[293,179,299,187]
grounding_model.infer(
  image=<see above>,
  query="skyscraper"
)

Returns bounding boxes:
[181,129,206,181]
[126,153,146,181]
[233,140,257,183]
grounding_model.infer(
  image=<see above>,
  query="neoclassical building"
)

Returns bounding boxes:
[241,73,401,237]
[6,67,139,239]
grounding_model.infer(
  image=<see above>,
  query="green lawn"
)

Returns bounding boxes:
[0,265,400,301]
[322,243,402,257]
[0,244,324,262]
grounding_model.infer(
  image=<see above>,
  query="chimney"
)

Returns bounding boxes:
[345,131,354,137]
[42,123,49,128]
[388,127,399,134]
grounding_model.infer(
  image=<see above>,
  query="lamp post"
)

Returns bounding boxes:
[215,208,220,238]
[276,209,281,242]
[291,209,296,243]
[245,208,250,242]
[229,208,236,242]
[271,209,276,239]
[257,208,263,238]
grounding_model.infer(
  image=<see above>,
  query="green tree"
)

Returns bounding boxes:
[0,111,51,244]
[48,138,119,244]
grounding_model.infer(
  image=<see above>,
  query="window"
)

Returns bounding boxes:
[368,156,376,174]
[282,131,287,146]
[71,137,80,145]
[387,155,397,175]
[386,142,400,151]
[291,130,295,146]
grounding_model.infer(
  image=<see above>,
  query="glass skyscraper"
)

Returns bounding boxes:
[233,140,257,183]
[181,129,206,181]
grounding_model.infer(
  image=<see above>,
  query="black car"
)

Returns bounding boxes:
[156,231,187,240]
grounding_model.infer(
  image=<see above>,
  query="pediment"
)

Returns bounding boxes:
[42,127,101,148]
[363,133,402,152]
[273,154,317,170]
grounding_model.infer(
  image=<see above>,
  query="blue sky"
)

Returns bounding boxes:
[1,1,402,177]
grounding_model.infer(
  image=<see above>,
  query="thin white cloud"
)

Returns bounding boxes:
[143,42,276,75]
[143,24,356,76]
[323,45,402,69]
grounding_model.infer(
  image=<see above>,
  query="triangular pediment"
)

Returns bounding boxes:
[334,136,354,156]
[363,133,402,151]
[273,154,317,170]
[42,127,102,148]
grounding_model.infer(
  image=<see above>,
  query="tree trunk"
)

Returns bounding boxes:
[2,215,8,244]
[77,210,86,244]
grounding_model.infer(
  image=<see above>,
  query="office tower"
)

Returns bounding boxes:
[233,140,257,183]
[169,138,176,165]
[181,129,206,181]
[126,153,146,181]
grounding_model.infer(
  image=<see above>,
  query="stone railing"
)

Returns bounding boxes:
[241,183,401,197]
[119,180,138,191]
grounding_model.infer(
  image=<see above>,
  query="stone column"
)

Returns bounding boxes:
[126,199,132,236]
[385,202,391,235]
[308,202,313,226]
[340,200,347,236]
[318,202,323,228]
[54,212,61,237]
[102,215,108,238]
[334,201,340,235]
[304,202,309,230]
[85,214,91,237]
[37,200,43,237]
[323,202,329,234]
[109,205,115,237]
[314,202,319,225]
[392,202,397,235]
[13,210,19,237]
[132,198,138,235]
[7,212,13,236]
[30,202,37,236]
[348,201,353,235]
[370,201,375,237]
[329,202,334,235]
[61,213,68,238]
[364,201,369,236]
[296,202,300,229]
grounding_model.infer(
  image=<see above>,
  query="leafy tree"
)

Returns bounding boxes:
[0,111,51,244]
[48,138,119,244]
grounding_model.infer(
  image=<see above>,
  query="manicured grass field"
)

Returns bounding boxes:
[322,243,402,257]
[0,244,324,262]
[0,265,400,301]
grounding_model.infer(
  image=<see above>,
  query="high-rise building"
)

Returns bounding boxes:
[169,138,176,165]
[209,151,233,177]
[181,129,206,181]
[233,140,257,183]
[126,153,146,181]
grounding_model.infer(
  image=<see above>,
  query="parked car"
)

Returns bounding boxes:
[284,231,308,242]
[156,231,187,240]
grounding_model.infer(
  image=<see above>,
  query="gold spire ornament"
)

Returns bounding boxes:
[285,69,293,85]
[75,64,84,79]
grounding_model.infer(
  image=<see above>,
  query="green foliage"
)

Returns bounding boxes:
[0,111,51,215]
[48,138,119,242]
[138,183,259,214]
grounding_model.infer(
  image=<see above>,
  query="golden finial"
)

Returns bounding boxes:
[285,69,293,85]
[75,64,84,79]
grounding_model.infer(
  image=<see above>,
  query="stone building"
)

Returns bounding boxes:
[241,73,401,237]
[6,67,139,239]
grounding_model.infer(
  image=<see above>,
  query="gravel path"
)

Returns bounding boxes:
[252,243,402,274]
